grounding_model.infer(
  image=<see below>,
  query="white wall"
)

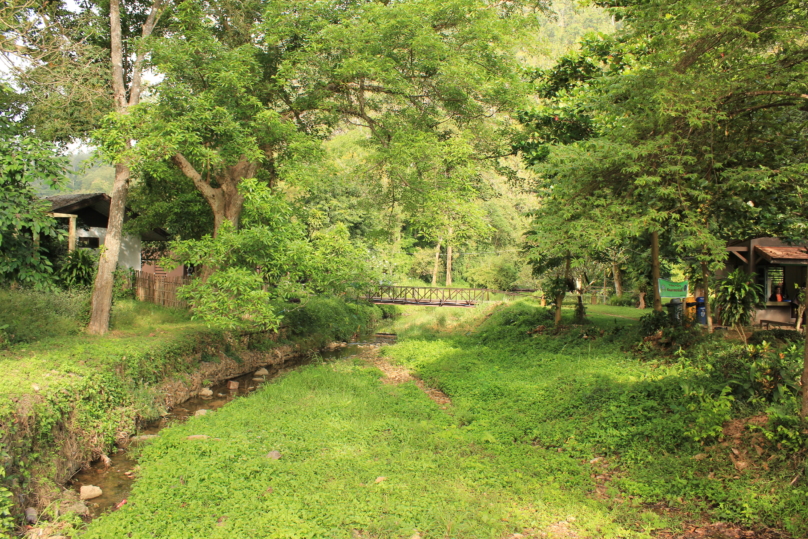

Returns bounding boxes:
[77,227,142,270]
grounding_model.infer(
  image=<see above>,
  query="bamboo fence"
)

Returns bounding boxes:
[130,270,192,309]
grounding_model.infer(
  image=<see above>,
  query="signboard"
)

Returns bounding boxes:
[658,279,688,298]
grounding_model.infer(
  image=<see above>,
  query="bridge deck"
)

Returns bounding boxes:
[363,285,490,307]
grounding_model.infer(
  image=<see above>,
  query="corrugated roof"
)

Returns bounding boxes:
[45,193,109,213]
[756,246,808,262]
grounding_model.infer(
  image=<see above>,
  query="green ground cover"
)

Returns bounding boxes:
[82,353,660,539]
[81,300,808,537]
[0,289,387,537]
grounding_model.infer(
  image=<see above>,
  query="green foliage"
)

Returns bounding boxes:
[56,249,98,289]
[0,96,68,288]
[749,330,804,346]
[609,294,638,307]
[0,288,90,345]
[112,268,136,302]
[713,269,763,340]
[0,467,12,537]
[463,254,522,291]
[638,310,670,337]
[281,298,384,346]
[170,180,378,332]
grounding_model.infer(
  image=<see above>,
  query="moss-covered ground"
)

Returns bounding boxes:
[80,300,808,538]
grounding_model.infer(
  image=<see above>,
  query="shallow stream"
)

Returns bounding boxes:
[70,334,396,519]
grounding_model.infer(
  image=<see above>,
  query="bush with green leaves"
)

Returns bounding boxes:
[713,268,763,345]
[170,180,378,332]
[638,309,670,336]
[749,329,804,346]
[463,254,522,291]
[608,294,638,307]
[280,297,383,346]
[0,95,67,289]
[56,248,98,289]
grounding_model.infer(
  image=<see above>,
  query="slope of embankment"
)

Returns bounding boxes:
[0,291,386,536]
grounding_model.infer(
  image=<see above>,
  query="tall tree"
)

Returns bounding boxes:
[2,0,166,334]
[97,0,532,239]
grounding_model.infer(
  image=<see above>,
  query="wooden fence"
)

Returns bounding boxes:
[129,270,192,309]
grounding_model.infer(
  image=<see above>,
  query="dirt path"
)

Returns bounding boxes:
[358,346,452,408]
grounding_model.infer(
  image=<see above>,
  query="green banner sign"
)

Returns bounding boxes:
[658,279,688,298]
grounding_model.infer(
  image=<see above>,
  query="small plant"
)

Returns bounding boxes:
[112,268,136,301]
[713,268,762,346]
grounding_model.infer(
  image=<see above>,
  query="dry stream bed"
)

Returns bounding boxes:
[69,335,397,520]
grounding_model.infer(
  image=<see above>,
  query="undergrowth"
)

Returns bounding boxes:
[0,291,381,534]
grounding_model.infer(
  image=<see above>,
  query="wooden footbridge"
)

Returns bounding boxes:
[364,285,490,307]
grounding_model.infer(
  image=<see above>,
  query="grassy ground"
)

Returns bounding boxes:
[0,290,388,537]
[77,300,808,537]
[0,298,204,398]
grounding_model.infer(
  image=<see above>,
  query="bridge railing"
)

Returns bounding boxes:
[364,285,491,306]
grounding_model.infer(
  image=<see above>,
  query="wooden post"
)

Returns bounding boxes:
[49,213,78,252]
[651,230,663,312]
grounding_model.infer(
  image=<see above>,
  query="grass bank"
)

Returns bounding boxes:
[0,290,385,535]
[80,300,808,538]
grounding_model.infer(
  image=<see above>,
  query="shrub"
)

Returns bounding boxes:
[0,288,90,344]
[463,255,521,291]
[713,268,763,345]
[608,294,638,307]
[639,310,670,336]
[748,329,804,345]
[280,297,383,345]
[56,249,98,289]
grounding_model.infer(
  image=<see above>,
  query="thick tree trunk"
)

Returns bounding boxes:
[431,239,442,286]
[612,261,623,296]
[651,230,663,312]
[801,277,808,420]
[87,164,130,334]
[701,260,714,334]
[445,244,453,287]
[86,0,162,335]
[172,153,252,236]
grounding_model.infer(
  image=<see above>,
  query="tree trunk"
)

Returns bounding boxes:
[612,261,623,296]
[651,230,663,312]
[801,277,808,419]
[87,0,162,335]
[555,255,571,326]
[87,164,130,334]
[87,0,161,335]
[431,239,442,286]
[701,260,714,334]
[172,154,252,236]
[445,243,453,287]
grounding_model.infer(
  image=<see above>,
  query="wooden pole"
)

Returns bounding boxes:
[701,259,714,334]
[651,230,663,312]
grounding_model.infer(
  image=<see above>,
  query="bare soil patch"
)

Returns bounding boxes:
[361,347,452,407]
